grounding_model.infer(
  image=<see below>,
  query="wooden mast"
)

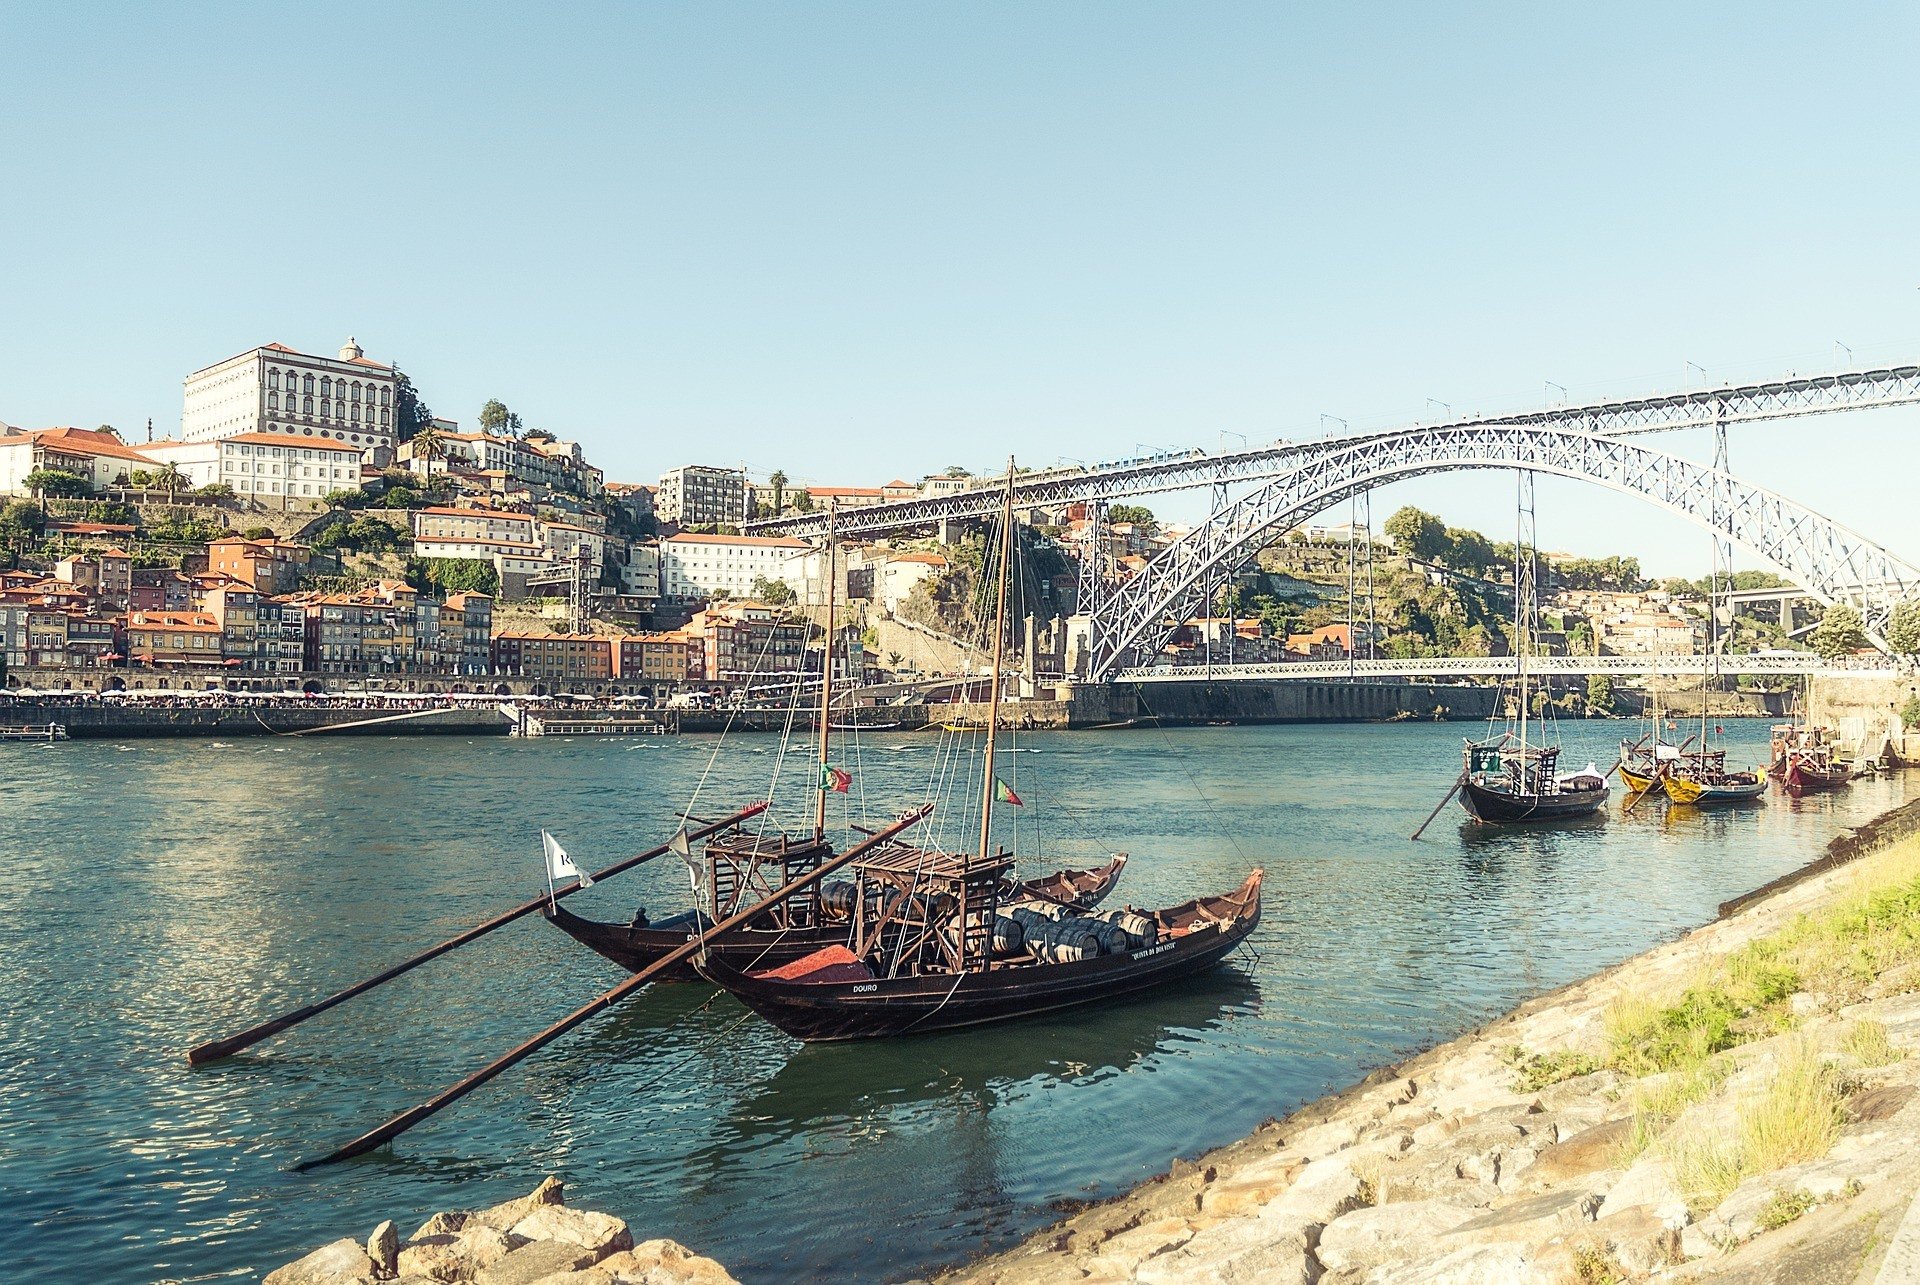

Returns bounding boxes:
[814,501,837,842]
[977,459,1016,863]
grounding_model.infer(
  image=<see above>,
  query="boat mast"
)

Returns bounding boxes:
[1514,469,1532,758]
[814,501,837,843]
[977,459,1016,863]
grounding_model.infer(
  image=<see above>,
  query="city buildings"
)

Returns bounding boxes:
[658,532,812,602]
[206,536,311,594]
[0,425,155,494]
[134,434,363,509]
[656,465,748,527]
[684,600,808,685]
[181,337,397,463]
[490,631,613,681]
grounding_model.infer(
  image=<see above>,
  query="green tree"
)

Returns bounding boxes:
[1586,673,1614,715]
[1384,505,1448,561]
[153,463,189,494]
[241,526,276,540]
[478,399,512,436]
[23,468,90,498]
[1443,526,1495,576]
[1107,504,1156,527]
[1810,603,1867,659]
[942,465,971,478]
[409,557,499,596]
[1884,601,1920,659]
[751,575,797,606]
[195,482,235,499]
[409,416,445,468]
[392,369,433,442]
[768,469,788,513]
[1903,693,1920,730]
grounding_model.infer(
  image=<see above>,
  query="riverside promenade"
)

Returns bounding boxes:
[943,789,1920,1284]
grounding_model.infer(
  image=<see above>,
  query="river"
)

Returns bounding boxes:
[0,720,1906,1282]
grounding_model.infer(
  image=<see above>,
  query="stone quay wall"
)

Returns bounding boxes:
[0,700,511,738]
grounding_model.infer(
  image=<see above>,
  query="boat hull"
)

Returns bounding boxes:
[546,854,1128,981]
[1459,778,1610,823]
[1785,761,1851,794]
[1618,764,1659,794]
[694,875,1262,1041]
[1662,775,1766,806]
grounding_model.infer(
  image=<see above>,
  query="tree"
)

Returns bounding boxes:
[23,468,90,498]
[1586,673,1615,715]
[1108,504,1156,527]
[1384,506,1448,561]
[409,557,499,597]
[392,370,433,443]
[128,469,154,487]
[242,526,276,540]
[942,465,971,478]
[1810,603,1867,659]
[153,463,188,494]
[1884,601,1920,659]
[478,399,512,436]
[1443,526,1495,577]
[1904,693,1920,731]
[769,470,788,513]
[751,575,796,606]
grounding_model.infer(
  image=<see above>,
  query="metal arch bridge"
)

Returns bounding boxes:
[751,365,1920,540]
[1118,655,1896,683]
[743,364,1920,679]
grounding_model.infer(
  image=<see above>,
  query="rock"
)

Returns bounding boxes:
[1132,1211,1317,1285]
[1315,1199,1478,1272]
[1849,1083,1916,1123]
[509,1207,634,1262]
[597,1239,739,1285]
[1369,1240,1533,1284]
[368,1220,400,1279]
[1589,1206,1680,1275]
[1197,1153,1304,1216]
[1438,1187,1601,1250]
[412,1212,471,1240]
[525,1272,615,1285]
[1077,1217,1194,1278]
[265,1237,379,1285]
[472,1177,567,1231]
[399,1225,522,1282]
[1283,1119,1360,1161]
[1267,1151,1367,1226]
[1515,1117,1633,1191]
[473,1240,599,1285]
[1595,1151,1688,1226]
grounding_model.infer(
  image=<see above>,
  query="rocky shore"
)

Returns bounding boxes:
[942,791,1920,1284]
[265,1178,735,1285]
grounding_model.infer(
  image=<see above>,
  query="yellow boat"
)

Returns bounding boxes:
[1618,763,1659,794]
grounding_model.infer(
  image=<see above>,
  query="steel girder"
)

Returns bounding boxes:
[749,365,1920,540]
[1117,655,1889,681]
[1083,425,1920,680]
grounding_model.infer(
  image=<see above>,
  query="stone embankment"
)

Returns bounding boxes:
[265,1177,735,1285]
[944,793,1920,1285]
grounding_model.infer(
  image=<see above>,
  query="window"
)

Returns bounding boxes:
[303,373,315,394]
[320,377,332,398]
[351,404,361,423]
[351,382,362,401]
[380,386,391,406]
[303,396,313,415]
[267,392,279,411]
[268,370,280,390]
[380,406,391,426]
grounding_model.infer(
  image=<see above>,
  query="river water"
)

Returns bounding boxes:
[1,720,1908,1282]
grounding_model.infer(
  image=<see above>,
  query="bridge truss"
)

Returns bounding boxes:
[751,365,1920,541]
[1118,655,1892,683]
[1084,425,1920,679]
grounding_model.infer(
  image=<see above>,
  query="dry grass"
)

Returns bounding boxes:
[1666,1038,1847,1205]
[1843,1019,1902,1067]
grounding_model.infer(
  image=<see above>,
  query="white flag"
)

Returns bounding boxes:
[542,830,592,888]
[668,826,702,894]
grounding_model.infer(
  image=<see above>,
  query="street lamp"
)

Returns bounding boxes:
[1544,381,1567,406]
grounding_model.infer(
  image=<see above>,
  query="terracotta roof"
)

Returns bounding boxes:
[27,426,152,463]
[663,532,808,549]
[889,552,948,566]
[417,506,534,522]
[220,432,363,451]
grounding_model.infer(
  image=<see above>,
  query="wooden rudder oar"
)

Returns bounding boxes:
[295,803,932,1171]
[186,801,770,1066]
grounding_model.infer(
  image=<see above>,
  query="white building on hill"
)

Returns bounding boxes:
[181,337,398,464]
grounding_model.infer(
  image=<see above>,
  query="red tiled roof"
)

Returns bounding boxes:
[416,506,534,522]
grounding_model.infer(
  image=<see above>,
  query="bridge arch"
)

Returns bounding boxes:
[1085,425,1920,680]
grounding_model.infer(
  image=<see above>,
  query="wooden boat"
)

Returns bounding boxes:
[1660,748,1766,806]
[694,859,1262,1042]
[1460,739,1611,822]
[1769,721,1852,794]
[0,723,66,742]
[546,847,1128,981]
[1450,474,1605,826]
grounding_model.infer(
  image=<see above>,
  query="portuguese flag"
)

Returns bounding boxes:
[995,778,1022,806]
[820,765,851,794]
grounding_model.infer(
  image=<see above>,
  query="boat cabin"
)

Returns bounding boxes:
[847,843,1016,976]
[703,831,833,930]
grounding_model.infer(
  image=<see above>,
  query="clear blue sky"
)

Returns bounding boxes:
[3,3,1915,576]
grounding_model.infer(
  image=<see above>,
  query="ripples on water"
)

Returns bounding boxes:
[0,722,1906,1282]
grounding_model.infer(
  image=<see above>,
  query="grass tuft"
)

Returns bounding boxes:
[1756,1187,1817,1231]
[1504,1044,1604,1093]
[1843,1019,1902,1067]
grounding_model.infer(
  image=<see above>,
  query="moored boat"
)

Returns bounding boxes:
[0,723,66,742]
[1460,740,1611,822]
[694,867,1263,1041]
[546,849,1128,980]
[1660,748,1767,806]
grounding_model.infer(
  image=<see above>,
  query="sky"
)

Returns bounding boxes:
[2,3,1916,577]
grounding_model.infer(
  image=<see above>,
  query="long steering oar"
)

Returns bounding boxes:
[186,801,771,1067]
[1411,773,1467,840]
[294,803,933,1171]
